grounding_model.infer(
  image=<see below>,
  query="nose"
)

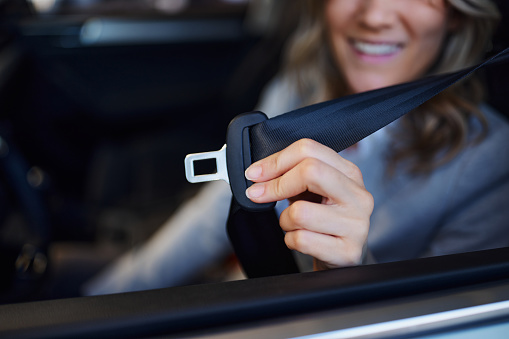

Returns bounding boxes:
[357,0,397,30]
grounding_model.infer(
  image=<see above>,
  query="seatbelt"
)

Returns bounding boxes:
[185,47,509,278]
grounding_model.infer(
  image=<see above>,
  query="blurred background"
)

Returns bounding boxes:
[0,0,507,304]
[0,0,300,303]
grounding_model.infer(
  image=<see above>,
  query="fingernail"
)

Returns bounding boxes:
[246,184,264,199]
[245,164,262,180]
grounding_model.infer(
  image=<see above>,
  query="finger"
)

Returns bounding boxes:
[279,200,370,239]
[245,139,365,187]
[284,229,363,268]
[246,157,371,207]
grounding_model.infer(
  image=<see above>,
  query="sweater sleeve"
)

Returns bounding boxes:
[82,180,234,295]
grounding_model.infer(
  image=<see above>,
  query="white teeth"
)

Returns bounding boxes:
[353,41,401,55]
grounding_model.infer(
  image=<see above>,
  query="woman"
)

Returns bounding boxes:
[244,0,508,269]
[84,0,508,293]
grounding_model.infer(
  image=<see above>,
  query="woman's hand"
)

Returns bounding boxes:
[244,139,374,271]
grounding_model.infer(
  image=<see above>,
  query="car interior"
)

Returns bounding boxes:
[0,0,301,303]
[0,0,508,337]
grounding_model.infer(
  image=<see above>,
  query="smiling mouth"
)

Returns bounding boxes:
[351,40,403,56]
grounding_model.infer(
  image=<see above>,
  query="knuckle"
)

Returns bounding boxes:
[287,201,310,227]
[360,189,375,211]
[299,158,322,179]
[347,163,364,182]
[284,232,296,250]
[271,152,282,173]
[341,158,364,183]
[367,192,375,211]
[286,230,309,253]
[348,216,370,246]
[294,231,309,252]
[272,177,286,199]
[343,244,363,266]
[262,154,279,176]
[350,187,374,212]
[296,138,318,156]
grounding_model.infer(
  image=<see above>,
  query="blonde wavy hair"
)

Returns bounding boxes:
[282,0,500,175]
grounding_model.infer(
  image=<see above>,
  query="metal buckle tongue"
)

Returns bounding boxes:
[184,111,276,212]
[185,144,229,184]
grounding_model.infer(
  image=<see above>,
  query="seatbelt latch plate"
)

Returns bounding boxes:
[184,111,275,212]
[184,144,229,184]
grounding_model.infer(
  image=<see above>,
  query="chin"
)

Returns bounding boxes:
[348,76,402,94]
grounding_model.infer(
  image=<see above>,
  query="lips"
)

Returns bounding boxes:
[351,39,402,56]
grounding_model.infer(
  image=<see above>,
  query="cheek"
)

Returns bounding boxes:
[325,0,357,36]
[417,13,449,47]
[325,2,354,68]
[410,17,449,70]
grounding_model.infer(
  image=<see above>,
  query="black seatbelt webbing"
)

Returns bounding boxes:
[227,47,509,278]
[227,200,300,277]
[250,48,509,162]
